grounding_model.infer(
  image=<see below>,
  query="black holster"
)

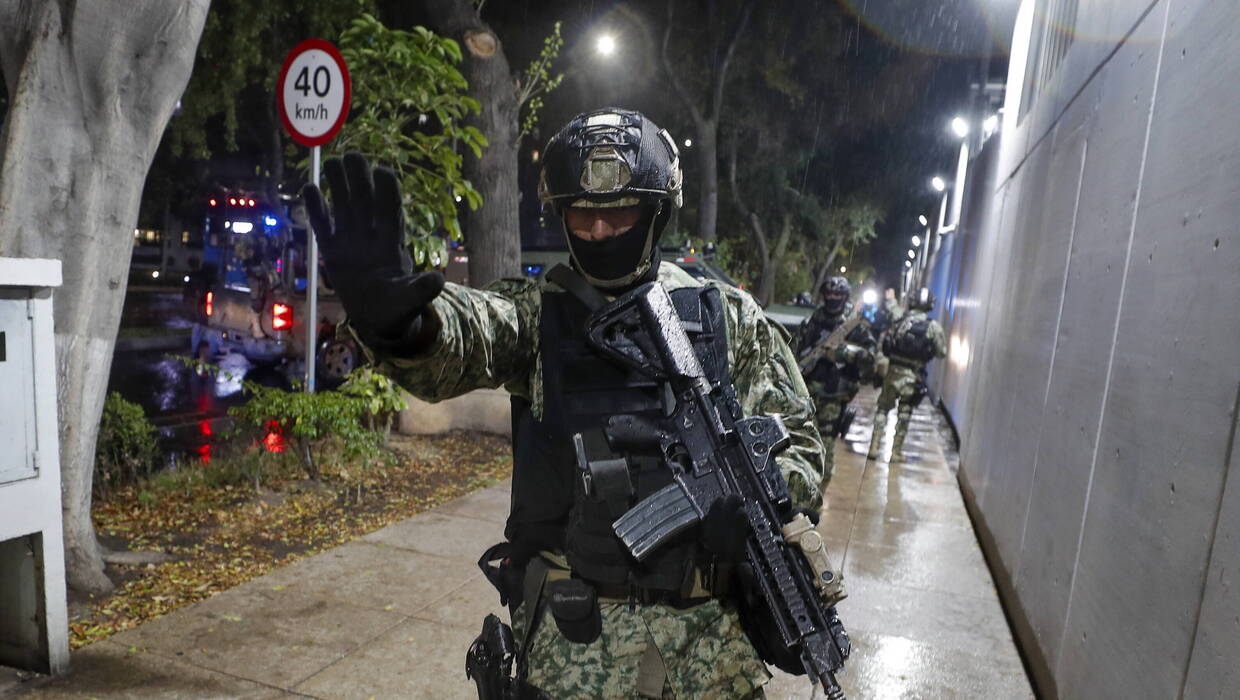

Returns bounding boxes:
[465,614,546,700]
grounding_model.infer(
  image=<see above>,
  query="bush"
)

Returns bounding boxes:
[95,392,159,494]
[228,382,385,483]
[339,366,408,441]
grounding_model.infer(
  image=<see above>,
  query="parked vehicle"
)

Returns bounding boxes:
[190,189,357,386]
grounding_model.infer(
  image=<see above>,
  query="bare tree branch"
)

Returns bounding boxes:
[660,0,705,130]
[712,0,757,119]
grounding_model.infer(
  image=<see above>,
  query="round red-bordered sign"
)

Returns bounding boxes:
[277,38,351,147]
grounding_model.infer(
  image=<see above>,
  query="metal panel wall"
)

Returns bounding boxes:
[926,0,1240,697]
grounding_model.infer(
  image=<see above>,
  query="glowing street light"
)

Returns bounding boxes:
[912,235,921,247]
[904,260,912,268]
[951,116,970,138]
[907,249,916,259]
[839,266,847,273]
[684,138,693,148]
[931,176,947,192]
[596,34,616,56]
[918,214,928,226]
[861,289,878,305]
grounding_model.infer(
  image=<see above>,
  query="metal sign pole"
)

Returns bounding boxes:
[307,144,320,393]
[277,38,347,393]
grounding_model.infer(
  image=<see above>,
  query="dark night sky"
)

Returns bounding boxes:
[475,0,1020,287]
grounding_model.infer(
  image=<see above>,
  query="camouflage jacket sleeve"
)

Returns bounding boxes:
[714,283,826,511]
[374,278,541,402]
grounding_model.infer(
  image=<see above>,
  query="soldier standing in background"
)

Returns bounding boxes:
[868,287,947,461]
[796,276,876,488]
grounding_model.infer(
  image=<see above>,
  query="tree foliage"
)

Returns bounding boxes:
[516,21,565,141]
[331,13,487,268]
[167,0,372,161]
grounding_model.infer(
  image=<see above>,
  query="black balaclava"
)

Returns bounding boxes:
[564,202,670,292]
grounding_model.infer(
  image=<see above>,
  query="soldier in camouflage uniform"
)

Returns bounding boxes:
[868,287,946,461]
[303,109,826,699]
[795,276,876,488]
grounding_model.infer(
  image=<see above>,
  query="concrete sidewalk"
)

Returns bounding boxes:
[7,389,1033,699]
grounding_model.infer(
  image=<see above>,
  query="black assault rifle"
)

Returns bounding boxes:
[580,282,851,698]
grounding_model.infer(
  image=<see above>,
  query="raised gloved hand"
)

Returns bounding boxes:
[302,152,443,352]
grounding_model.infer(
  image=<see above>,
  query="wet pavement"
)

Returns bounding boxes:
[763,388,1033,698]
[4,388,1033,699]
[108,289,293,467]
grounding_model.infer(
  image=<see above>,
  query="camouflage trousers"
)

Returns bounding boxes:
[519,598,770,699]
[873,365,919,452]
[807,383,857,489]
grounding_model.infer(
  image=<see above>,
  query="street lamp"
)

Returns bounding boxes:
[912,235,921,247]
[931,176,947,192]
[839,266,847,273]
[918,214,928,226]
[904,260,912,268]
[951,116,970,138]
[861,289,878,305]
[684,138,693,148]
[596,34,616,56]
[907,249,916,259]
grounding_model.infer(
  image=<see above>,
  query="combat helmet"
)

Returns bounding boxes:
[819,276,851,316]
[538,108,682,289]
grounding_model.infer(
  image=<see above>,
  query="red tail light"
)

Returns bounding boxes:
[205,291,214,317]
[272,302,292,330]
[209,198,218,207]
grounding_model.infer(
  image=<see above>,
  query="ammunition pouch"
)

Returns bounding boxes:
[547,578,602,644]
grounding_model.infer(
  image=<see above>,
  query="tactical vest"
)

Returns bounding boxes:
[885,315,936,363]
[802,313,871,390]
[506,284,731,592]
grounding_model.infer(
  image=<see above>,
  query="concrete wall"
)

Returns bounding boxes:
[397,388,512,437]
[927,1,1240,697]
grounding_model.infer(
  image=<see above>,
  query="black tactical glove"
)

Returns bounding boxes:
[302,152,443,353]
[701,494,751,564]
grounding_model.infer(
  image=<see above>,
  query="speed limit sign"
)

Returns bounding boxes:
[277,39,350,147]
[276,39,350,393]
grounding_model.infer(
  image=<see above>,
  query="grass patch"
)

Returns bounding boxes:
[73,431,512,648]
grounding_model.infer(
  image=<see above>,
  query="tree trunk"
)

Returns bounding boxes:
[812,238,845,294]
[768,213,792,303]
[0,0,209,594]
[727,136,771,306]
[750,212,773,306]
[264,95,284,205]
[661,0,756,244]
[696,122,719,244]
[423,0,521,287]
